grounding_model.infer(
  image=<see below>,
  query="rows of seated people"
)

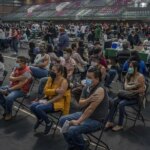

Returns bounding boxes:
[0,36,148,150]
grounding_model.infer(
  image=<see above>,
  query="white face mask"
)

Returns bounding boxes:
[91,61,98,66]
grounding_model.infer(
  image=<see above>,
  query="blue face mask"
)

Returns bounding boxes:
[86,78,93,86]
[15,63,20,68]
[128,67,134,74]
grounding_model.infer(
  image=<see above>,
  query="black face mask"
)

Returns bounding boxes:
[50,71,56,80]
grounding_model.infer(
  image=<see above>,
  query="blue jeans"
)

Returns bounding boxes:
[30,102,54,124]
[30,66,48,79]
[38,77,48,98]
[0,86,25,114]
[11,38,18,53]
[59,112,102,150]
[108,98,138,125]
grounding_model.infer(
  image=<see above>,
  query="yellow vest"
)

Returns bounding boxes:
[44,77,71,115]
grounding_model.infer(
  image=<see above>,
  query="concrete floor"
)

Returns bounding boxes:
[0,49,150,150]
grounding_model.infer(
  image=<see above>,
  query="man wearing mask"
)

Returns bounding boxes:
[30,41,50,79]
[0,56,32,120]
[59,67,109,150]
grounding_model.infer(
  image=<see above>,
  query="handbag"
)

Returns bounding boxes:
[118,90,139,100]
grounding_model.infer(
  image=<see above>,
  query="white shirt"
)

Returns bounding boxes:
[0,30,5,39]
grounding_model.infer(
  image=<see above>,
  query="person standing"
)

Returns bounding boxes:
[11,27,19,56]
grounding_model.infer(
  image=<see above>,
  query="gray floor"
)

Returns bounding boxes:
[0,49,150,150]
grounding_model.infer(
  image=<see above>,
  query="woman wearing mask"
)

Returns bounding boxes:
[123,51,146,76]
[105,61,145,131]
[30,41,50,79]
[62,48,76,80]
[30,64,71,134]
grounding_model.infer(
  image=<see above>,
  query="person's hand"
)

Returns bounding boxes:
[39,99,48,104]
[69,120,80,126]
[56,88,64,94]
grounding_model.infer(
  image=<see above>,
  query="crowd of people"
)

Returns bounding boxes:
[0,21,149,150]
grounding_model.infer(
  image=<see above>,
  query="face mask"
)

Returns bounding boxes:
[128,67,134,74]
[50,71,56,80]
[15,63,20,68]
[64,53,69,59]
[91,61,98,67]
[86,78,93,86]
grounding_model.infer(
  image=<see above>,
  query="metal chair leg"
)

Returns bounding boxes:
[52,112,63,136]
[14,97,25,117]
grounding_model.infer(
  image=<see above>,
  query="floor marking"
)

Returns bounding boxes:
[14,106,35,118]
[13,105,103,148]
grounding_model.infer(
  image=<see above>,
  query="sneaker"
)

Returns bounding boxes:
[112,125,123,131]
[34,120,43,130]
[105,122,114,130]
[4,114,12,121]
[44,122,53,135]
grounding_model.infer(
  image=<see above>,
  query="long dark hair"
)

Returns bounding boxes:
[52,64,67,79]
[126,61,139,82]
[52,64,70,89]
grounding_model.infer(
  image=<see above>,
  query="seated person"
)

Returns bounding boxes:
[71,43,88,73]
[62,48,76,80]
[47,44,59,65]
[117,41,130,67]
[123,51,147,76]
[105,58,119,87]
[28,41,39,64]
[20,30,28,48]
[0,53,5,85]
[90,46,107,69]
[143,37,150,51]
[30,42,50,79]
[59,67,109,150]
[30,64,71,135]
[0,56,32,120]
[90,56,107,83]
[106,61,145,131]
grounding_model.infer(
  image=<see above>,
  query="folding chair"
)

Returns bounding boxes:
[14,79,34,117]
[84,115,110,150]
[0,70,8,86]
[47,94,71,136]
[48,110,63,136]
[124,96,146,127]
